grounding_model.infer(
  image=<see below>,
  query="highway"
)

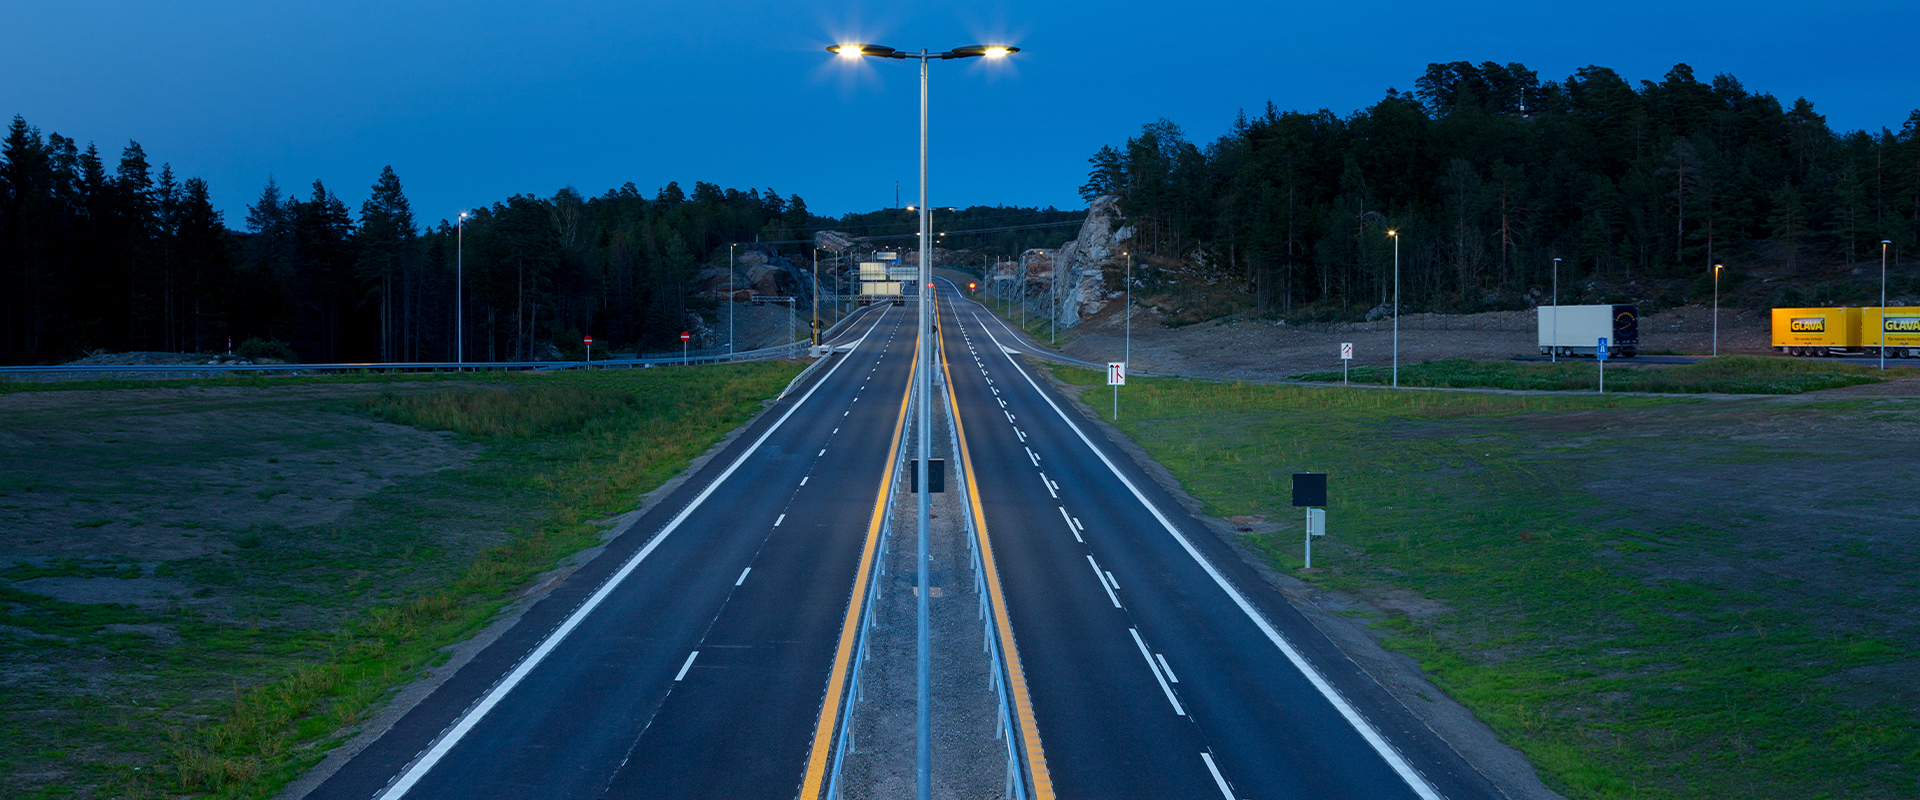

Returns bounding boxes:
[937,279,1501,800]
[307,304,914,800]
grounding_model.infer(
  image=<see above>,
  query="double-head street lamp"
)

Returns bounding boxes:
[830,40,1016,800]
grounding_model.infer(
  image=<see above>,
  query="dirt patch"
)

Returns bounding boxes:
[1057,304,1773,381]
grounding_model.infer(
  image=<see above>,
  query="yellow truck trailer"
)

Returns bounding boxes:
[1771,307,1861,355]
[1863,306,1920,358]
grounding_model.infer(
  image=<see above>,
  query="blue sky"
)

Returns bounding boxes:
[4,0,1915,231]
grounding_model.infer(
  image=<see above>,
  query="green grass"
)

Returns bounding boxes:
[0,363,803,798]
[1292,355,1909,394]
[1050,366,1920,799]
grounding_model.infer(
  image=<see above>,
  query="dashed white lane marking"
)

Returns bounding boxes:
[736,567,751,586]
[998,397,1007,408]
[1089,556,1120,607]
[1073,517,1085,532]
[1025,447,1040,466]
[674,651,700,682]
[1156,653,1179,683]
[1058,506,1082,543]
[1106,571,1120,590]
[1129,628,1183,715]
[1199,752,1234,800]
[1004,411,1015,423]
[774,513,786,527]
[1014,427,1026,442]
[973,321,1444,800]
[832,428,839,434]
[1039,472,1058,499]
[800,476,809,486]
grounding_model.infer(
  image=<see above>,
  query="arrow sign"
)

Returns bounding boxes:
[1108,362,1126,386]
[1340,342,1353,360]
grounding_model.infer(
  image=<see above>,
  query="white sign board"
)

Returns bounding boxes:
[1340,342,1353,360]
[1108,362,1127,386]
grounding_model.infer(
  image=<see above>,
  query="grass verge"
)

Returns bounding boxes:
[1049,365,1919,799]
[0,363,802,799]
[1292,355,1911,394]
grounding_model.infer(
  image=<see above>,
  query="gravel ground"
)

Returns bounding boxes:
[1058,304,1774,381]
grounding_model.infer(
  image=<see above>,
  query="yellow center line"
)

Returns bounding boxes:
[939,296,1056,798]
[797,352,915,798]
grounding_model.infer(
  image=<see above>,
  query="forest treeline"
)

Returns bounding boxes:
[0,113,1083,365]
[1081,62,1920,317]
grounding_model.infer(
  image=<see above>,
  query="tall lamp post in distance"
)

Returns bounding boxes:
[457,211,468,366]
[1123,250,1131,366]
[1713,263,1724,357]
[1882,240,1894,370]
[830,40,1016,800]
[728,243,737,358]
[1388,229,1400,388]
[1551,257,1561,363]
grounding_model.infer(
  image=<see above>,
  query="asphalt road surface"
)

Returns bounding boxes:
[308,304,912,800]
[937,279,1502,800]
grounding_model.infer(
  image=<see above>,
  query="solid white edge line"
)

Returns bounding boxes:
[1128,627,1184,716]
[370,307,889,800]
[1156,653,1179,683]
[674,651,699,681]
[735,567,751,586]
[977,322,1445,800]
[1200,752,1235,800]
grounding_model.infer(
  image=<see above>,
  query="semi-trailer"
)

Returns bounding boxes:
[1773,306,1920,357]
[1537,304,1638,357]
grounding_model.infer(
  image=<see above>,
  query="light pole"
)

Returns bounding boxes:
[1713,263,1724,357]
[1389,229,1400,388]
[1551,257,1561,363]
[1124,250,1131,366]
[1882,240,1893,370]
[457,211,467,366]
[728,243,736,358]
[832,41,1016,800]
[812,248,821,347]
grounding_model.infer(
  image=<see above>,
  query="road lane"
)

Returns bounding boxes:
[937,281,1500,800]
[309,304,915,800]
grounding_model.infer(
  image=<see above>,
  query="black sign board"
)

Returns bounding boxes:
[1291,472,1326,507]
[909,459,946,493]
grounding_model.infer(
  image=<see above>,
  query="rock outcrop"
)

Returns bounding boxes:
[1050,195,1131,328]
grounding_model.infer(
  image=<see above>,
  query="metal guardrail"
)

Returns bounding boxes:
[0,341,814,377]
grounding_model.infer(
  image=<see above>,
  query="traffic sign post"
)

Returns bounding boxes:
[1596,336,1607,393]
[681,331,691,365]
[1107,361,1126,420]
[1292,473,1328,569]
[1339,342,1353,385]
[583,335,593,367]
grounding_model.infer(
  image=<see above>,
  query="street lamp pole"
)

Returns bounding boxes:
[833,41,1015,800]
[1389,229,1400,388]
[729,243,736,358]
[813,248,821,347]
[457,211,467,366]
[1714,264,1724,357]
[1124,250,1131,366]
[1882,240,1893,370]
[1551,257,1560,363]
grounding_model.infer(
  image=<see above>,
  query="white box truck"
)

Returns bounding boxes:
[1537,304,1638,357]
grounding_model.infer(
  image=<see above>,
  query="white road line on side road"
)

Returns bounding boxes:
[1129,627,1182,715]
[1058,507,1082,542]
[1106,571,1119,589]
[1073,517,1084,532]
[1039,472,1057,499]
[774,514,786,527]
[976,322,1445,800]
[1156,653,1178,682]
[735,567,751,586]
[674,651,699,681]
[1199,752,1234,800]
[818,448,827,456]
[1025,447,1039,466]
[800,477,809,486]
[1004,411,1014,423]
[1089,556,1120,607]
[365,307,886,800]
[1015,427,1026,442]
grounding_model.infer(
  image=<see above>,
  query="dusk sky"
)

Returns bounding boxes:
[6,0,1915,231]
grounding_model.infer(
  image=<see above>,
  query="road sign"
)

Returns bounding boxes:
[681,331,691,342]
[1107,362,1126,386]
[1291,473,1327,507]
[1340,342,1353,360]
[1596,337,1608,361]
[583,336,592,345]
